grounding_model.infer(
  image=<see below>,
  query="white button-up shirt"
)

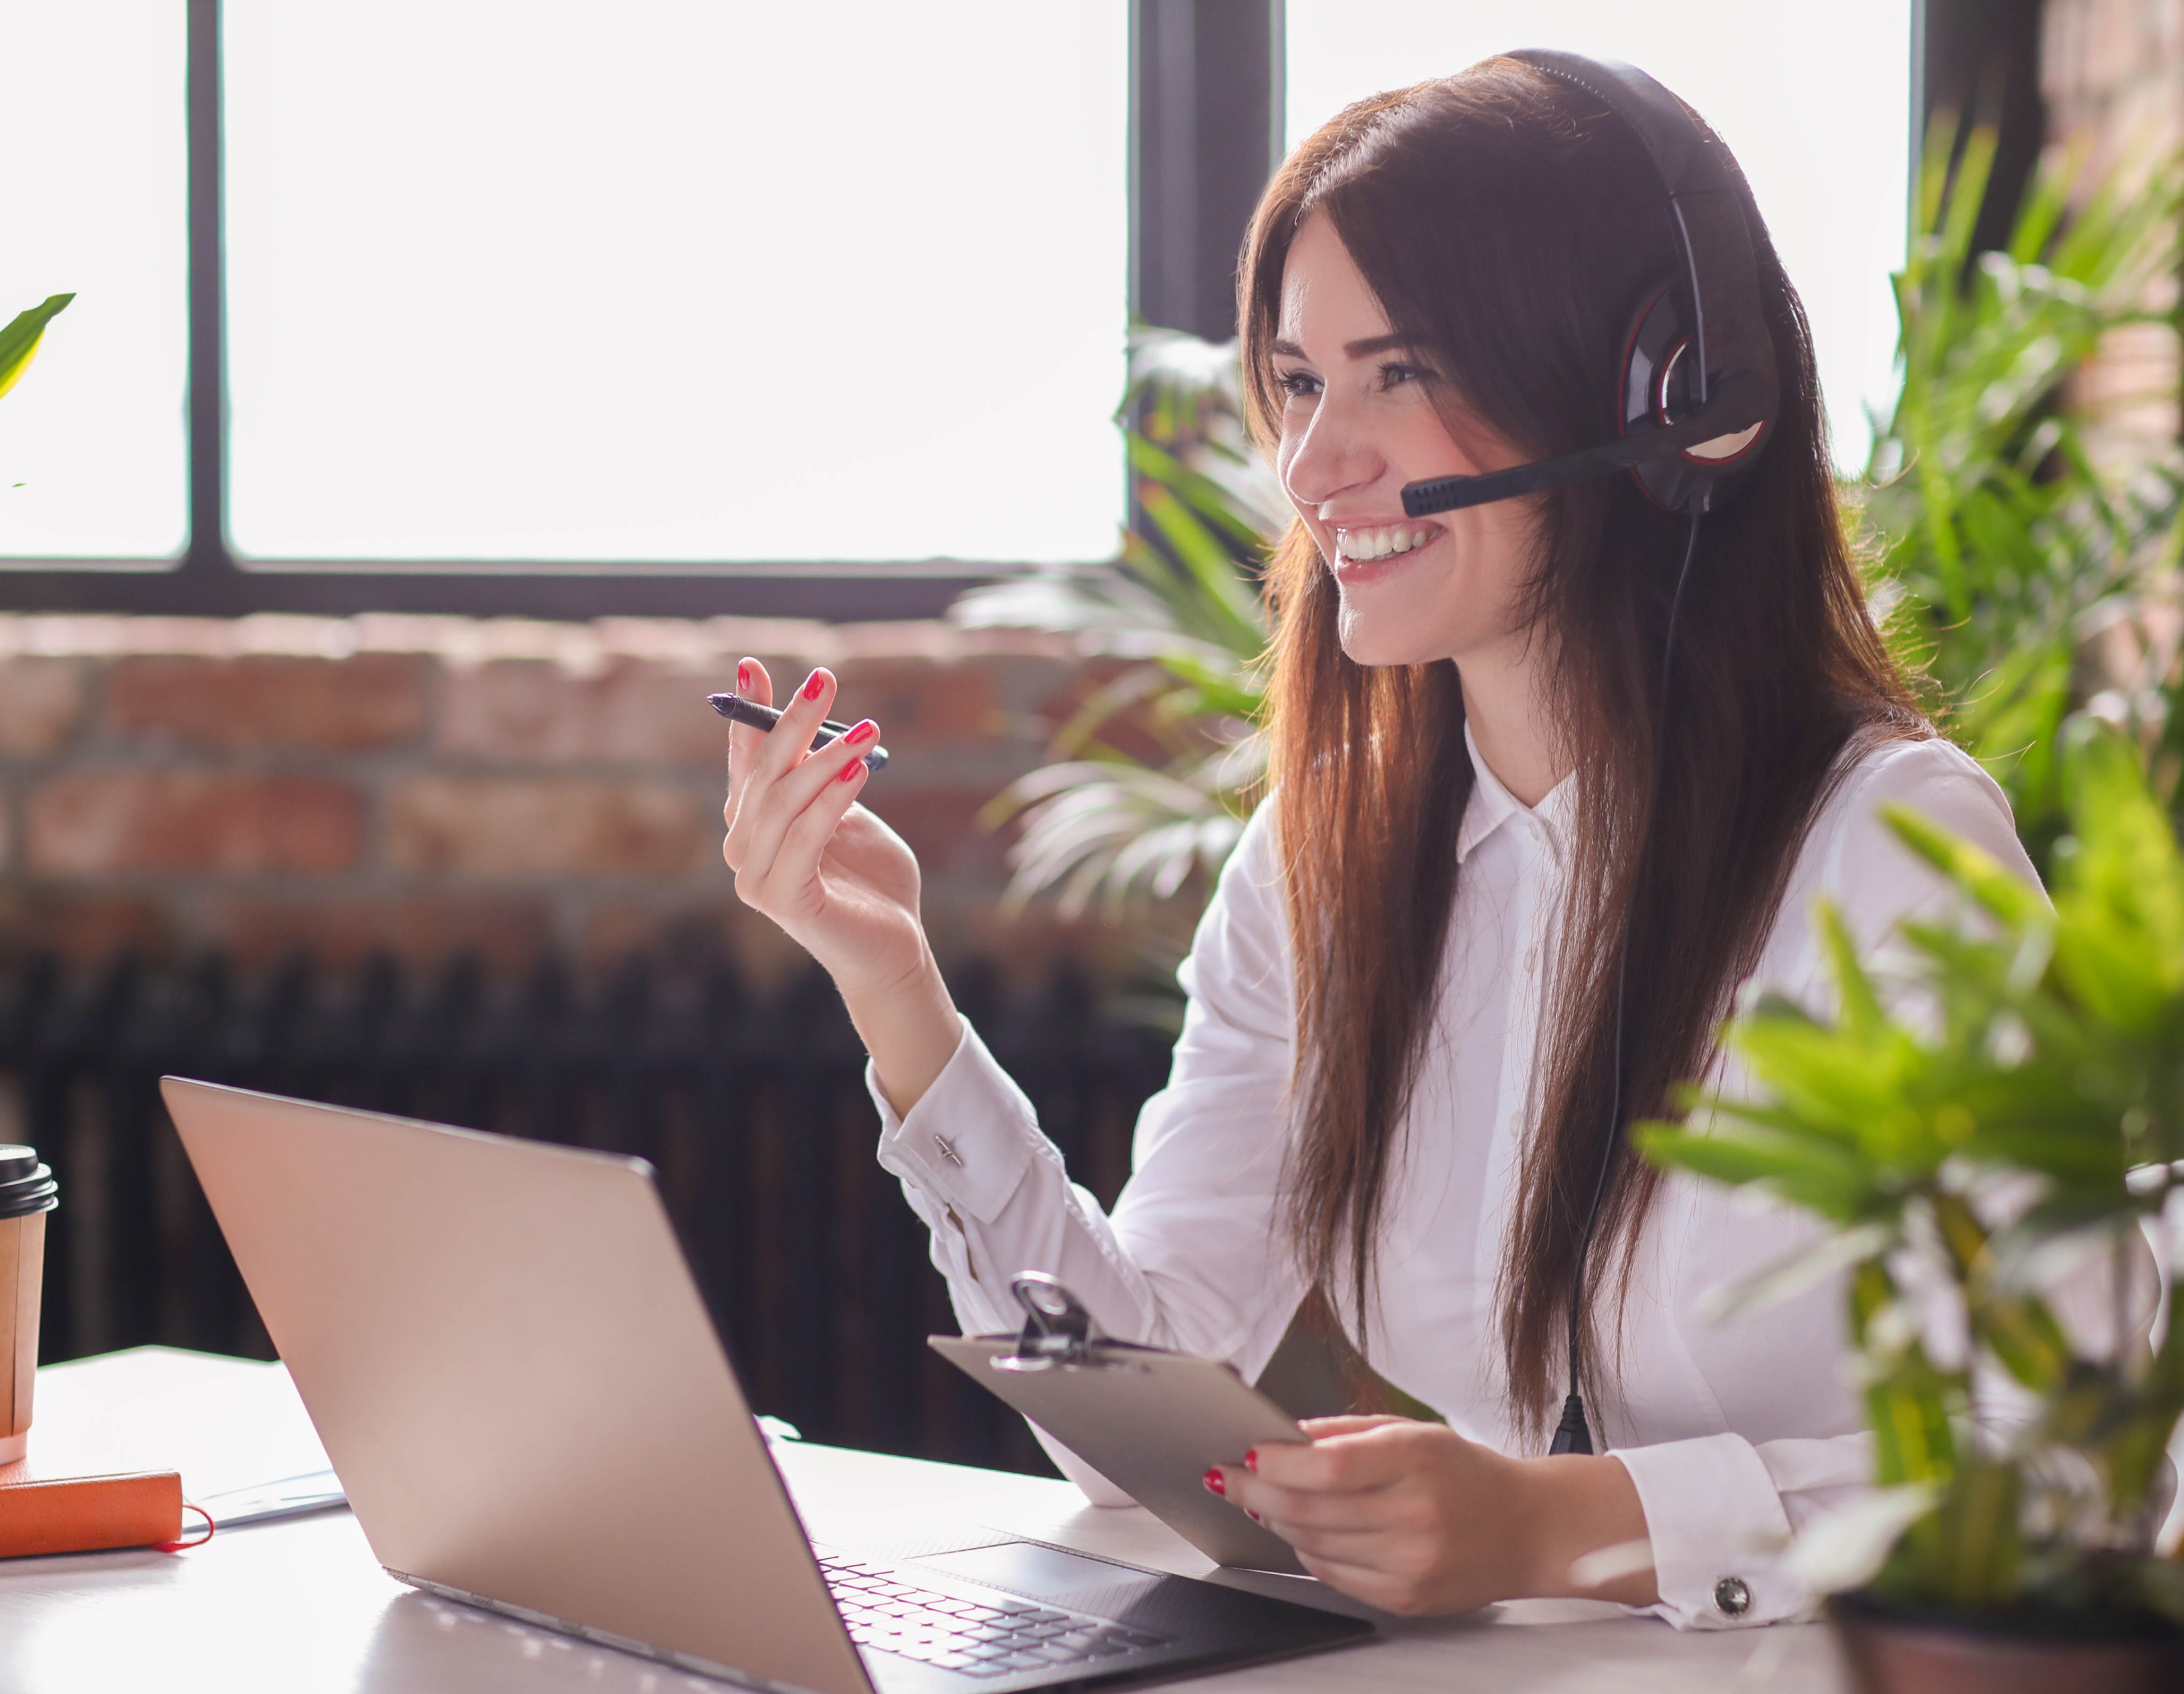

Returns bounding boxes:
[872,731,2039,1628]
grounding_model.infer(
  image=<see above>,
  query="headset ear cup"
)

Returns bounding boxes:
[1618,282,1700,512]
[1617,279,1770,514]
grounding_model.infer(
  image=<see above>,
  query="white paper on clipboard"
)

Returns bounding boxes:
[929,1332,1309,1574]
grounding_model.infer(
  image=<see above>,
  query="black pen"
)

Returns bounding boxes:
[707,692,889,774]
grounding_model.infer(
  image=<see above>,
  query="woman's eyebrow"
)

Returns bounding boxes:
[1270,333,1419,361]
[1343,333,1417,358]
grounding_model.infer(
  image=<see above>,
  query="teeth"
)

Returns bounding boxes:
[1336,525,1433,561]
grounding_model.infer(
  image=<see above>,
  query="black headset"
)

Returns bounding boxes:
[1400,50,1780,521]
[1391,54,1781,1456]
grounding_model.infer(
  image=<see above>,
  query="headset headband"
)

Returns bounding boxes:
[1400,51,1781,519]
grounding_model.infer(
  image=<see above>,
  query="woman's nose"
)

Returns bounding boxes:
[1280,401,1385,512]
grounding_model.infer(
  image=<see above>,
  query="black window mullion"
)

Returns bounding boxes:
[1913,0,2045,259]
[1129,0,1283,343]
[183,0,236,600]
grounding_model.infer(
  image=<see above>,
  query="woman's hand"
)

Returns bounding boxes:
[721,658,963,1114]
[1207,1415,1657,1616]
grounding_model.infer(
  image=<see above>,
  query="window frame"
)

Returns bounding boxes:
[1,3,1979,619]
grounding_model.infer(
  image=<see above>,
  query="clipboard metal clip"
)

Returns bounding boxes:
[994,1272,1107,1372]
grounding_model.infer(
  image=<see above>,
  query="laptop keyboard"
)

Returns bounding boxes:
[818,1553,1175,1678]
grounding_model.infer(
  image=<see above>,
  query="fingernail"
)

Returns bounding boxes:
[1247,1510,1262,1523]
[844,719,877,747]
[1201,1468,1224,1497]
[839,758,864,783]
[802,670,826,701]
[1244,1449,1258,1473]
[737,661,751,689]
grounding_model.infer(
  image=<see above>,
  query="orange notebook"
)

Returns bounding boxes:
[0,1458,183,1557]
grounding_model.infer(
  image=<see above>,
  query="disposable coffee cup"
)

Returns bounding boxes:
[0,1146,60,1465]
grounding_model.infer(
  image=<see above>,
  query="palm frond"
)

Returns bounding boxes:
[953,324,1279,924]
[1858,117,2184,858]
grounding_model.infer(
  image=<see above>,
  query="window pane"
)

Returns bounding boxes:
[0,1,188,563]
[1285,4,1912,471]
[223,1,1127,566]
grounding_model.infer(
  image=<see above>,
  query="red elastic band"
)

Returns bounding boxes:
[156,1503,216,1552]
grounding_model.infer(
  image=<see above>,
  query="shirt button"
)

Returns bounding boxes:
[1714,1576,1752,1618]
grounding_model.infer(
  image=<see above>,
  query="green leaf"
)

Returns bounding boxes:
[0,294,74,401]
[1132,481,1268,661]
[1635,1122,1878,1218]
[1867,1364,1959,1487]
[1817,901,1888,1040]
[1882,805,2051,929]
[1979,1293,2073,1394]
[1125,434,1269,559]
[1927,1458,2022,1607]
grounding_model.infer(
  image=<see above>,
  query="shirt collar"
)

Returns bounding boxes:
[1456,721,1574,865]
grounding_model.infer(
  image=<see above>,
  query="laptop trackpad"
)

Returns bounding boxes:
[914,1543,1164,1608]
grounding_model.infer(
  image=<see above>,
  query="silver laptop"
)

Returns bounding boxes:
[161,1077,1372,1694]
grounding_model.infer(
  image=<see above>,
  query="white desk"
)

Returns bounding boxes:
[0,1349,1844,1693]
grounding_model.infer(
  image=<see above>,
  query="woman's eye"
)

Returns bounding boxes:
[1275,370,1321,399]
[1378,361,1433,390]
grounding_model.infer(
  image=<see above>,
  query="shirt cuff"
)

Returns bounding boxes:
[870,1018,1038,1224]
[1613,1433,1805,1629]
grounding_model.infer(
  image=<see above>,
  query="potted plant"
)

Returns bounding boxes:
[1639,717,2184,1691]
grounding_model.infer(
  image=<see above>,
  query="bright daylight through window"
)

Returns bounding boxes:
[0,1,189,563]
[1,3,1912,572]
[1287,0,1914,472]
[222,1,1129,568]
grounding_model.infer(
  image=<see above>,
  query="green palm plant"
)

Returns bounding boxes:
[953,326,1281,918]
[1640,717,2184,1627]
[1856,122,2184,866]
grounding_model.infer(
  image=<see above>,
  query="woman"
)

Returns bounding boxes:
[719,60,2038,1626]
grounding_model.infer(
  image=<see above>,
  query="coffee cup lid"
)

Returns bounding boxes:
[0,1146,58,1220]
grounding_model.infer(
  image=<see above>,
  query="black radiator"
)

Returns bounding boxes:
[0,949,1168,1474]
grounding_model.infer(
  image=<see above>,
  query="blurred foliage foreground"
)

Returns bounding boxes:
[1645,723,2184,1624]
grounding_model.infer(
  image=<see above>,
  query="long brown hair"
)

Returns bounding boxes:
[1241,62,1922,1437]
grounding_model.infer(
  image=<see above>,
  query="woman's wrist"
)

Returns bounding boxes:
[1506,1453,1657,1606]
[842,949,964,1121]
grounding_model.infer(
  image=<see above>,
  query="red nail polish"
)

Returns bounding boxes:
[839,758,864,783]
[1202,1468,1224,1497]
[1244,1449,1258,1473]
[737,661,751,689]
[802,670,826,701]
[844,719,877,746]
[1247,1510,1262,1523]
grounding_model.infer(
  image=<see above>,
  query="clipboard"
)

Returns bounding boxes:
[929,1273,1309,1575]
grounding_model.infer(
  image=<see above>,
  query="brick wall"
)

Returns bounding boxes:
[2043,0,2184,456]
[0,613,1131,985]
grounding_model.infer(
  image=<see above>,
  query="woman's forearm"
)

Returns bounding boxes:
[843,951,965,1120]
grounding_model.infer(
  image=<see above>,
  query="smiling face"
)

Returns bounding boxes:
[1272,207,1544,671]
